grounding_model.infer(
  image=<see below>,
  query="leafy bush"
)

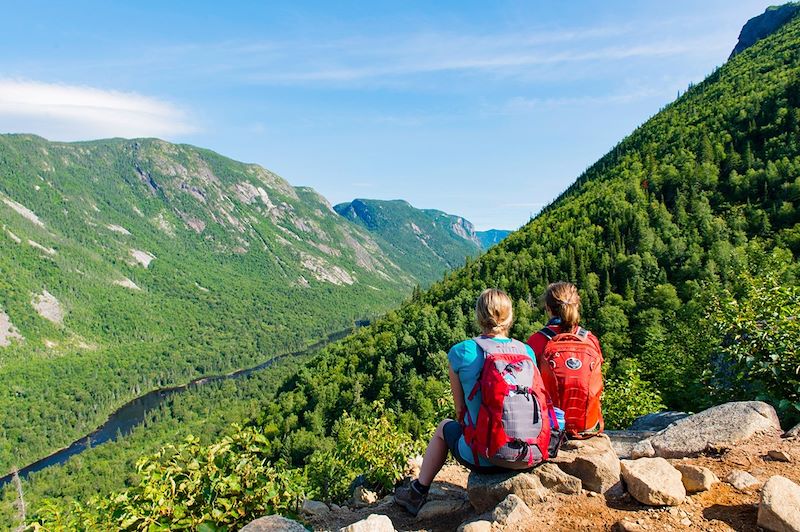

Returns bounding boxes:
[602,363,666,429]
[706,250,800,424]
[307,404,425,503]
[31,428,307,530]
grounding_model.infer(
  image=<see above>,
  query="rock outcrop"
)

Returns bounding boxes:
[629,412,689,432]
[552,434,621,493]
[620,458,685,506]
[758,475,800,532]
[466,470,549,513]
[646,401,782,458]
[730,3,800,57]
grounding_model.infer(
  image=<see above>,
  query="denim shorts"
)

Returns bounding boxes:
[442,420,507,474]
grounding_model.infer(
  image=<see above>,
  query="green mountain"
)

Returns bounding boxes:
[475,229,511,250]
[333,199,482,284]
[0,135,441,473]
[22,7,800,529]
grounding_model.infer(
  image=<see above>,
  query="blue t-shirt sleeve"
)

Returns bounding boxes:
[447,341,469,373]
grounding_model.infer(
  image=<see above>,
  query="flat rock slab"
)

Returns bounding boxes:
[758,475,800,532]
[785,422,800,439]
[467,470,549,513]
[552,434,621,493]
[620,458,686,506]
[240,515,307,532]
[674,463,718,493]
[647,401,781,458]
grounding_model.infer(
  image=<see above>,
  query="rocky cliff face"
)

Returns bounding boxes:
[730,3,800,57]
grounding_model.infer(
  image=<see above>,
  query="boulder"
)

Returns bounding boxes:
[758,475,800,532]
[552,434,621,493]
[467,470,549,513]
[784,422,800,439]
[725,470,761,491]
[630,439,656,459]
[647,402,782,458]
[416,499,467,520]
[457,520,492,532]
[240,515,307,532]
[767,450,792,462]
[629,411,689,432]
[491,494,532,526]
[620,458,686,506]
[674,464,719,493]
[340,514,395,532]
[301,499,330,516]
[532,462,582,494]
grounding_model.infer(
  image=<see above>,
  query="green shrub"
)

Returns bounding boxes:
[602,363,666,429]
[307,404,424,503]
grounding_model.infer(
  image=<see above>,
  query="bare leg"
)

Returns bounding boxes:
[418,419,452,486]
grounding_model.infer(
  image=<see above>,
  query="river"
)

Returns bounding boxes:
[0,328,353,487]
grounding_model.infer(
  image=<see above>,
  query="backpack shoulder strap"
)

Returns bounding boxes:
[538,327,557,340]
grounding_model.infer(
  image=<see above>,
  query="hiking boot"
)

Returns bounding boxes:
[394,483,427,516]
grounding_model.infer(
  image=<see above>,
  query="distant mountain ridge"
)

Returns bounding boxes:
[0,134,488,472]
[333,199,509,285]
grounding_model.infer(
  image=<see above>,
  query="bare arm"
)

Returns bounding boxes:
[449,365,467,424]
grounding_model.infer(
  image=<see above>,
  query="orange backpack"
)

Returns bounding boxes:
[538,327,604,439]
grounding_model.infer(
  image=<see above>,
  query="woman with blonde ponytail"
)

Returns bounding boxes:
[527,282,605,439]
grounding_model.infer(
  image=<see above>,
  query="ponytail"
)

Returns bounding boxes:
[543,281,581,331]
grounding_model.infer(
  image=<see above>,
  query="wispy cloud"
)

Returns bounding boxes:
[0,79,196,140]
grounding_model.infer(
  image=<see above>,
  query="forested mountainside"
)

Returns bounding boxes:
[24,9,800,531]
[0,135,484,476]
[334,199,483,283]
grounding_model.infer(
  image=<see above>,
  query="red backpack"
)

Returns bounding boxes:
[463,337,557,469]
[538,327,604,439]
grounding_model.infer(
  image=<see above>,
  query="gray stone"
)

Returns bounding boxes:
[340,514,395,532]
[647,402,782,458]
[620,458,686,506]
[725,469,761,491]
[467,470,549,513]
[552,433,622,493]
[758,475,800,532]
[240,515,307,532]
[631,439,656,459]
[491,494,532,526]
[301,499,330,516]
[532,462,582,494]
[674,464,718,493]
[457,520,493,532]
[767,450,792,462]
[416,499,467,520]
[784,422,800,439]
[629,411,690,432]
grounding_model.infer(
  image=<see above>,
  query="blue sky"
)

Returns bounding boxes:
[0,0,779,230]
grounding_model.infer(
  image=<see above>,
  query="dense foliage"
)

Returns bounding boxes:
[20,10,800,530]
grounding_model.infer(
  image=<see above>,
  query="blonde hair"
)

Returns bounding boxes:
[476,288,514,335]
[543,282,581,331]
